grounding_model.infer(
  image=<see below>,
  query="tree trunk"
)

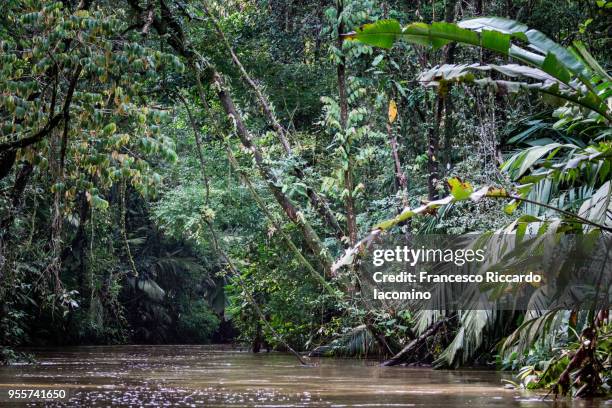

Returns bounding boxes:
[0,162,34,275]
[213,73,334,277]
[337,0,357,245]
[61,192,90,307]
[126,0,335,277]
[202,5,345,239]
[442,0,457,172]
[387,98,409,208]
[427,0,457,200]
[427,97,443,201]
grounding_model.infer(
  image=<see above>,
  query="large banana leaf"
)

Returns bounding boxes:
[345,17,611,121]
[346,18,522,54]
[346,17,577,81]
[418,63,608,118]
[458,17,588,79]
[419,63,560,84]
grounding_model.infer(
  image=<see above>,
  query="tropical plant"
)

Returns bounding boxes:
[344,15,611,396]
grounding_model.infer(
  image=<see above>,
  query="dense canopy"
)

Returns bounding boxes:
[0,0,610,398]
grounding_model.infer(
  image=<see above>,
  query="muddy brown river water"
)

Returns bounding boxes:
[0,345,609,407]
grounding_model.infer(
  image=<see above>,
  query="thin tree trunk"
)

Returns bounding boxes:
[442,0,457,172]
[0,162,34,275]
[177,93,210,201]
[365,314,396,357]
[427,0,456,200]
[212,72,334,277]
[179,76,313,366]
[427,97,443,201]
[205,218,308,365]
[387,121,408,207]
[0,150,17,182]
[337,0,357,245]
[252,320,263,353]
[60,192,90,307]
[127,0,334,275]
[225,147,337,296]
[181,88,337,295]
[203,2,292,153]
[202,5,345,240]
[387,101,412,246]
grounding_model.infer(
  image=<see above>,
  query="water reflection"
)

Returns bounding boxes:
[0,345,608,407]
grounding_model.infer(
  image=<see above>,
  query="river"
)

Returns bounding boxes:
[0,345,608,407]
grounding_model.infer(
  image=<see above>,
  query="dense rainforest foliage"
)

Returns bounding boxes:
[0,0,610,398]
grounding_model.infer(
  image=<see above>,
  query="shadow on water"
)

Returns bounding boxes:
[0,345,609,407]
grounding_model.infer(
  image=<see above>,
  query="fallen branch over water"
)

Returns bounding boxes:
[381,319,448,367]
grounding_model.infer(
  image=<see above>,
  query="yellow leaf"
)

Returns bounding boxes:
[388,99,398,123]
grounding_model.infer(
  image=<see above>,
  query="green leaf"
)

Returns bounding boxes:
[508,44,545,66]
[345,19,401,49]
[501,143,566,180]
[428,21,479,49]
[457,17,528,35]
[103,122,117,135]
[504,199,520,215]
[571,41,612,82]
[91,195,109,210]
[481,30,510,54]
[542,52,570,84]
[371,54,384,66]
[349,17,607,118]
[524,29,587,78]
[448,178,474,200]
[578,181,611,227]
[51,182,65,193]
[137,278,165,301]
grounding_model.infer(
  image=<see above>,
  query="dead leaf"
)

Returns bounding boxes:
[388,99,398,123]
